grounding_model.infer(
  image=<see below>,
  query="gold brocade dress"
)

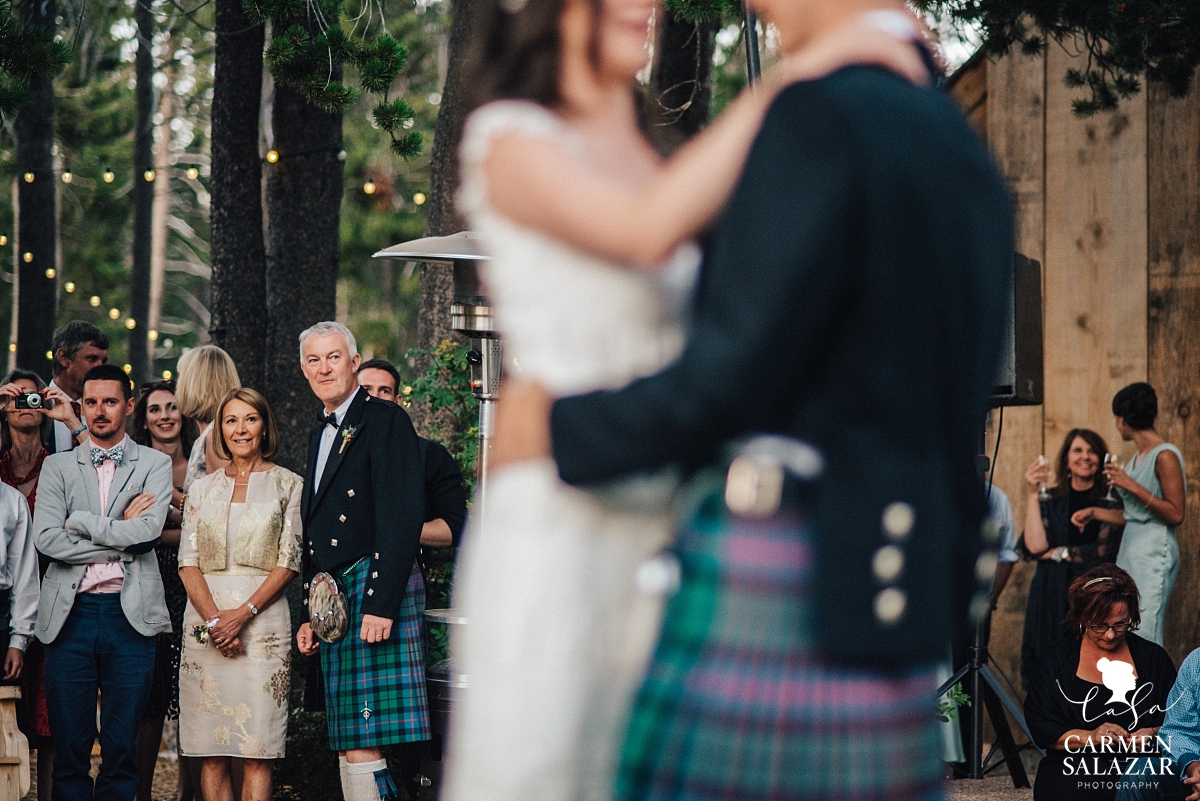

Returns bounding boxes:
[177,466,303,759]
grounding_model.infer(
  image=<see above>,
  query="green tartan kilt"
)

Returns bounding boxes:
[321,557,431,750]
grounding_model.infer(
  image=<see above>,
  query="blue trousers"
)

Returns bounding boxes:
[1113,757,1189,801]
[44,594,156,801]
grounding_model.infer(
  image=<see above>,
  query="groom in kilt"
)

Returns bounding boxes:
[295,321,429,801]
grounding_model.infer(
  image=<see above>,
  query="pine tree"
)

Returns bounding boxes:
[0,0,71,118]
[920,0,1200,116]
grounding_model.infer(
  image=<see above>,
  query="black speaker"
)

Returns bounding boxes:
[991,253,1043,407]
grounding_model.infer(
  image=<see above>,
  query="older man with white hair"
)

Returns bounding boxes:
[293,321,428,801]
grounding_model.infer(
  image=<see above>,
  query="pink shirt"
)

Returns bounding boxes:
[76,438,127,595]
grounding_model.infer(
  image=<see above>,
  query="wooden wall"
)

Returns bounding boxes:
[951,37,1200,691]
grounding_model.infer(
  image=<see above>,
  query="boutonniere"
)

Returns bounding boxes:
[339,426,359,454]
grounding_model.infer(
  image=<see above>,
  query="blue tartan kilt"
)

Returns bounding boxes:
[618,483,946,801]
[321,557,431,750]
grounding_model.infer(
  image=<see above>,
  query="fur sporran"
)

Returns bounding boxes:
[309,571,349,643]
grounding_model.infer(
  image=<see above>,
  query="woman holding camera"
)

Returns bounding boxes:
[177,388,301,801]
[0,369,86,801]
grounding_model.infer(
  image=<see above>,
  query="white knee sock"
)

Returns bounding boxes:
[343,758,394,801]
[339,755,349,793]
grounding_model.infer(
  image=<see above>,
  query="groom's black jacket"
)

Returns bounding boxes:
[550,67,1012,668]
[302,387,425,620]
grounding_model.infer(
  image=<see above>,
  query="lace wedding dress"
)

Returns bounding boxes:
[443,100,700,801]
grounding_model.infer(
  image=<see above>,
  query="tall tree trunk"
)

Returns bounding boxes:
[264,49,344,473]
[646,15,719,153]
[13,0,59,381]
[149,62,175,354]
[416,0,474,433]
[208,0,267,391]
[130,0,155,386]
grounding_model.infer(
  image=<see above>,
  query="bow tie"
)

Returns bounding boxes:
[319,412,339,429]
[90,444,125,467]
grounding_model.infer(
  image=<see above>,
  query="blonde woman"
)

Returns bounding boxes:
[176,346,241,482]
[177,388,302,801]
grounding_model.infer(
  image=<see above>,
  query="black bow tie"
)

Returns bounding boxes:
[319,412,338,428]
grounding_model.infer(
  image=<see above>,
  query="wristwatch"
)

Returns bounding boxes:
[70,422,87,438]
[245,601,259,616]
[1051,546,1069,563]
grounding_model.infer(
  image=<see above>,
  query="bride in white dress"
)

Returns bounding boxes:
[442,1,927,798]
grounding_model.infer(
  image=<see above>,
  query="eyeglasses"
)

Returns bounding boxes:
[1087,620,1133,635]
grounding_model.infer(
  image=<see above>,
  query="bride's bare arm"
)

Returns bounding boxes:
[484,23,927,268]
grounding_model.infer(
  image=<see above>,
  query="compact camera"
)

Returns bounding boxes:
[13,392,55,410]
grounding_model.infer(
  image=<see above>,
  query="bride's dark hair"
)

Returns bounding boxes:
[461,0,603,111]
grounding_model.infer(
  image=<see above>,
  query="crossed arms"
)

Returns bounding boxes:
[33,456,173,564]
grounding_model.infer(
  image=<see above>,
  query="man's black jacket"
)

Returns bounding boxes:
[551,67,1013,667]
[302,387,425,619]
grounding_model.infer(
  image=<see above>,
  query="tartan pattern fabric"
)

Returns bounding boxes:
[321,558,431,750]
[617,488,946,801]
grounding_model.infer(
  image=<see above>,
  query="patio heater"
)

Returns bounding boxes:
[373,231,497,509]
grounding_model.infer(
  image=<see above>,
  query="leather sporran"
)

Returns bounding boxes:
[309,571,349,643]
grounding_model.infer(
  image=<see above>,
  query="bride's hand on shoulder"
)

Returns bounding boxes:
[765,13,930,94]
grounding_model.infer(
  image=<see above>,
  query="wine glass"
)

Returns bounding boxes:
[1036,455,1052,526]
[1103,454,1120,505]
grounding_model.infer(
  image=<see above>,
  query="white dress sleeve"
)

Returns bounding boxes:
[6,488,39,650]
[457,100,571,219]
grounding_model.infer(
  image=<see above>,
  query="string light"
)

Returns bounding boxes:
[23,173,33,183]
[44,268,55,279]
[363,181,376,195]
[266,150,279,163]
[144,170,156,182]
[122,364,132,374]
[89,296,101,307]
[0,236,7,246]
[162,370,172,380]
[45,351,52,360]
[148,329,159,341]
[64,282,75,293]
[124,318,136,330]
[61,171,72,184]
[22,252,32,263]
[103,170,115,183]
[186,167,199,180]
[413,193,426,205]
[108,308,120,320]
[337,150,347,161]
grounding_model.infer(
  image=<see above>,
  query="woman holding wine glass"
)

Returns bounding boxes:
[1020,428,1123,688]
[1072,382,1185,647]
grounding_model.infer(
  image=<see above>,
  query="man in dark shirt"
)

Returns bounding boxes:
[357,359,467,547]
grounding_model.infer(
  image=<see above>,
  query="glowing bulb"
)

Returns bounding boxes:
[161,370,172,380]
[22,252,32,263]
[337,150,347,161]
[186,167,199,180]
[0,235,7,246]
[144,170,156,182]
[148,329,159,341]
[123,364,132,374]
[45,351,52,360]
[64,282,75,293]
[44,268,55,279]
[413,192,426,206]
[108,308,120,320]
[89,295,101,307]
[363,181,376,195]
[23,172,33,183]
[61,171,72,184]
[266,150,279,163]
[103,170,115,183]
[124,318,136,330]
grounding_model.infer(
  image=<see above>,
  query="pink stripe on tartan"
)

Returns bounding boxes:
[689,663,937,714]
[725,532,811,571]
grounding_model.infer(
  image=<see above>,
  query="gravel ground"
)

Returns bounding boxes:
[25,755,181,801]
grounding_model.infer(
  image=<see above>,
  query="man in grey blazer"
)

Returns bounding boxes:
[32,364,173,801]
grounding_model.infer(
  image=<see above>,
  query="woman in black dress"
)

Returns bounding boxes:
[1022,428,1124,688]
[1025,564,1177,801]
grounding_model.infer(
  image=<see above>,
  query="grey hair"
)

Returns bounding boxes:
[299,321,358,361]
